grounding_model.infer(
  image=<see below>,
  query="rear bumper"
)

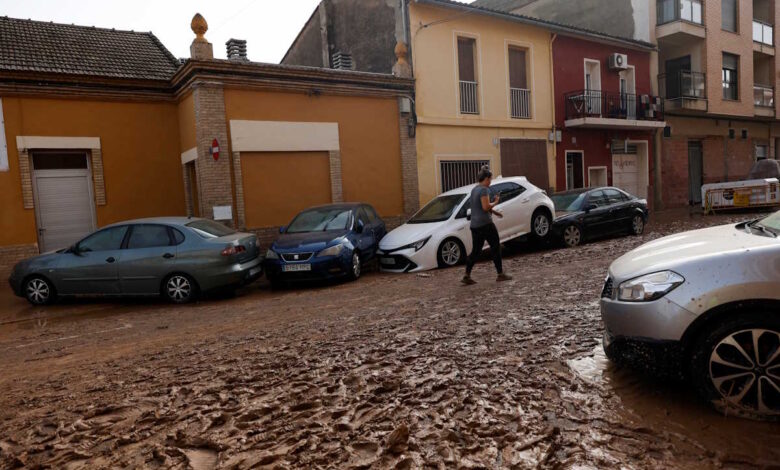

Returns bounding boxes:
[198,256,263,291]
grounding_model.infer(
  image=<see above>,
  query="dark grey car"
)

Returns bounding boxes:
[8,217,263,305]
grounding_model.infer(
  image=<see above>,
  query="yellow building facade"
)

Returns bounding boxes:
[409,1,557,205]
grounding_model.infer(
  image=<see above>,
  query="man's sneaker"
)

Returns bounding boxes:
[461,275,477,286]
[496,273,513,282]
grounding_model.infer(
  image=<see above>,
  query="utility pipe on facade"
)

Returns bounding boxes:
[549,33,557,192]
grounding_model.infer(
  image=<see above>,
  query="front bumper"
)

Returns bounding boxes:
[603,330,685,380]
[599,295,696,342]
[377,246,431,273]
[264,255,351,282]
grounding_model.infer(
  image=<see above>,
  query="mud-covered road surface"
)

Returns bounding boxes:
[1,210,779,469]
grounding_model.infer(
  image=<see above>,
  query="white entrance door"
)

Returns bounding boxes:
[612,154,640,197]
[32,153,96,252]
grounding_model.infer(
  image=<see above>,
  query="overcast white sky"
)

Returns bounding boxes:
[0,0,476,64]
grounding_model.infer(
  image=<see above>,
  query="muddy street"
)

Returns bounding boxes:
[0,211,778,469]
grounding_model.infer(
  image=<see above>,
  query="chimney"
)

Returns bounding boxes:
[331,51,354,70]
[226,39,248,61]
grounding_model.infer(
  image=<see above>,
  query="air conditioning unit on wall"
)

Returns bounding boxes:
[608,53,629,70]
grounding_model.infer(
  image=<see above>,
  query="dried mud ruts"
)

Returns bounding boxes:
[0,211,778,469]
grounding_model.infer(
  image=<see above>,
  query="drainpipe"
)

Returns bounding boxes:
[653,128,662,210]
[549,33,557,192]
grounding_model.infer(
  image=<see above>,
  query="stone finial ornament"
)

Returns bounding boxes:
[190,13,214,60]
[191,13,208,42]
[392,42,412,78]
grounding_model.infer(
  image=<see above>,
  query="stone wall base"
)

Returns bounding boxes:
[0,244,39,275]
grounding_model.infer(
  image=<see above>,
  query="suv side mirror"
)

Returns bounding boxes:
[355,220,365,234]
[466,208,472,221]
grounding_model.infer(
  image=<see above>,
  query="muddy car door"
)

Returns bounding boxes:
[118,224,178,295]
[57,225,128,295]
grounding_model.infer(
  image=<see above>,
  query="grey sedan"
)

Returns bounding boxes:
[601,211,780,420]
[8,217,263,305]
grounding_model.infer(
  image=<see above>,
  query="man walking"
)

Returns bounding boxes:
[462,166,512,285]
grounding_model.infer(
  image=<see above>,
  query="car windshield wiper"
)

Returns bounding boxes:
[748,220,777,238]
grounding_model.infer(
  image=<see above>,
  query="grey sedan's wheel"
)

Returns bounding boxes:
[562,225,582,248]
[691,313,780,420]
[24,276,56,305]
[348,252,361,281]
[631,215,645,235]
[437,238,464,268]
[531,210,551,240]
[163,274,197,304]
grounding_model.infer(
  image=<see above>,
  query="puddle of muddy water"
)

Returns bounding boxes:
[568,344,780,465]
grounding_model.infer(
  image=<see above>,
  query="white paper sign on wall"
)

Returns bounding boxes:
[0,99,8,172]
[213,205,233,221]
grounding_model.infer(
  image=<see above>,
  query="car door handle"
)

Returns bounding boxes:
[163,253,175,259]
[106,257,116,263]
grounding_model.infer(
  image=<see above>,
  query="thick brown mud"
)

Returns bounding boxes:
[0,210,778,469]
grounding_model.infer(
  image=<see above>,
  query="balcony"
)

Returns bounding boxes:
[656,0,705,43]
[658,71,708,113]
[459,80,479,115]
[563,90,666,130]
[754,84,775,117]
[753,20,775,55]
[510,87,531,119]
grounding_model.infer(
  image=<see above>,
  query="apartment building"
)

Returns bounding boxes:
[478,0,780,208]
[283,0,661,204]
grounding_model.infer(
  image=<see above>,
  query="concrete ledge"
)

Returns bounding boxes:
[16,136,101,151]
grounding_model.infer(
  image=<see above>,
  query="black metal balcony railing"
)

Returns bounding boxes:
[459,80,479,114]
[754,85,775,108]
[564,90,664,121]
[753,20,774,46]
[657,0,703,25]
[658,71,707,100]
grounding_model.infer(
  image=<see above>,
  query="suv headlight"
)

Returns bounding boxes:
[265,249,279,260]
[401,236,431,252]
[618,271,684,302]
[317,244,344,258]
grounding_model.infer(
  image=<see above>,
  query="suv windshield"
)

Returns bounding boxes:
[756,211,780,235]
[551,192,587,212]
[409,195,466,224]
[287,208,352,233]
[186,220,236,238]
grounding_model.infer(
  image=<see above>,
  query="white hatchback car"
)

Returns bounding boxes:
[378,177,555,272]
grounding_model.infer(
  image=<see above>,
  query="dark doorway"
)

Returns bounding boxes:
[565,151,584,190]
[688,141,703,204]
[665,55,691,100]
[500,139,549,191]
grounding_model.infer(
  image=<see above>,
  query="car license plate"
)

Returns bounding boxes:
[283,264,312,272]
[249,267,262,277]
[381,257,396,265]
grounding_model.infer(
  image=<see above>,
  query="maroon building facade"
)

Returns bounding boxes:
[553,35,665,204]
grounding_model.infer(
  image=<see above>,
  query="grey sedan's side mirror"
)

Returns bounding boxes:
[69,244,83,255]
[279,226,286,234]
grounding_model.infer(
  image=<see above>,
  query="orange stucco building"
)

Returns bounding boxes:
[0,15,417,267]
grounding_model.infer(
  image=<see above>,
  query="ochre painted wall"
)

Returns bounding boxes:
[241,151,332,228]
[224,89,404,220]
[177,92,196,153]
[0,97,185,247]
[408,2,556,204]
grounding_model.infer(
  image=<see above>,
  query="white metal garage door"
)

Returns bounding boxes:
[32,153,96,252]
[612,154,640,198]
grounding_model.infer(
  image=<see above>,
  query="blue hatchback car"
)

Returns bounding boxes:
[263,203,386,286]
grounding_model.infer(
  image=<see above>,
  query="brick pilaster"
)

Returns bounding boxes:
[232,152,246,229]
[17,149,33,209]
[193,80,233,225]
[398,100,419,218]
[328,150,343,203]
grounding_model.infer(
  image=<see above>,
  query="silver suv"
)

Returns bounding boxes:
[601,211,780,420]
